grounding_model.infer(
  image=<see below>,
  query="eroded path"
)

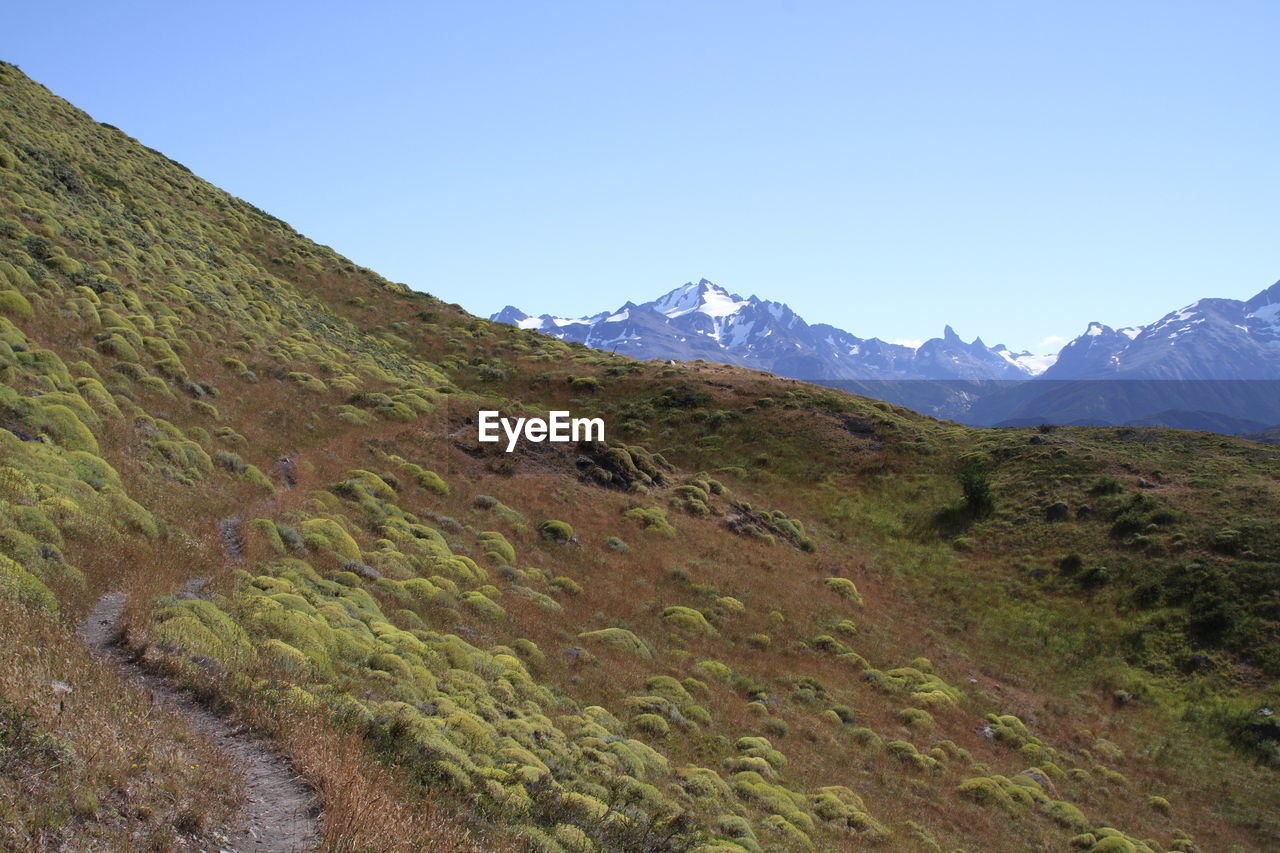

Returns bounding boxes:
[80,591,321,852]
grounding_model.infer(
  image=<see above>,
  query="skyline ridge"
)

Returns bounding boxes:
[494,274,1280,382]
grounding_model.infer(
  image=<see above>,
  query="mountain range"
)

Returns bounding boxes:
[495,278,1280,382]
[493,280,1052,381]
[494,279,1280,431]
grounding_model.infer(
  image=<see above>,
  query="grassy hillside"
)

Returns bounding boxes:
[0,60,1277,852]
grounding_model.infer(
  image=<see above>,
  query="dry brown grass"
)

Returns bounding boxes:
[0,598,238,851]
[239,696,510,853]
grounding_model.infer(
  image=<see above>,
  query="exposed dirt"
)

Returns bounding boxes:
[80,592,321,852]
[219,517,245,563]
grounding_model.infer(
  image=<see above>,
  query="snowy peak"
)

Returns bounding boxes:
[492,305,531,326]
[1069,321,1140,341]
[1039,322,1132,379]
[650,279,751,319]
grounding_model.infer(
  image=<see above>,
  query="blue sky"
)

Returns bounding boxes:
[6,1,1278,352]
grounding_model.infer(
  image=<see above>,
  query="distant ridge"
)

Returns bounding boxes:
[494,279,1050,381]
[496,278,1280,383]
[498,278,1280,433]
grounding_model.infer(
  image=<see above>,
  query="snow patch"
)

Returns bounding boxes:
[699,288,749,318]
[993,345,1057,376]
[1012,353,1058,375]
[1249,301,1280,326]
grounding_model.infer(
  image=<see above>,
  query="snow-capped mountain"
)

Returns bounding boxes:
[496,278,1280,385]
[1037,322,1143,379]
[493,280,1052,381]
[1043,281,1280,380]
[494,278,1280,433]
[932,280,1280,431]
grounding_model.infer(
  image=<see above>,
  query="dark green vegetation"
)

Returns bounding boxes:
[0,61,1277,852]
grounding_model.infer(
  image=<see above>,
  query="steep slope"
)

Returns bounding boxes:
[1,61,1278,853]
[495,280,1048,380]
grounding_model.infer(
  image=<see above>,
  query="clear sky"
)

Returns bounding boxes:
[5,1,1278,352]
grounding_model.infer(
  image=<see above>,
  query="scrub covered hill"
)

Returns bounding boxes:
[0,61,1277,853]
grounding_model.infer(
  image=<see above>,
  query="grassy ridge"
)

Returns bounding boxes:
[0,60,1277,852]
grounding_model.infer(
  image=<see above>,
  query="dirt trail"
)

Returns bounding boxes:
[219,517,245,563]
[80,591,321,852]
